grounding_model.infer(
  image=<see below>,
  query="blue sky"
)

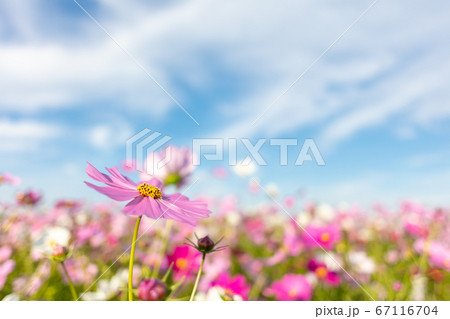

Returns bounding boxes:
[1,0,450,207]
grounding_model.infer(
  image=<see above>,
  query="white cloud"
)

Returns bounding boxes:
[0,118,61,152]
[88,122,132,150]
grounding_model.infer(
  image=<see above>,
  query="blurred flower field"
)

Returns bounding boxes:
[1,147,449,301]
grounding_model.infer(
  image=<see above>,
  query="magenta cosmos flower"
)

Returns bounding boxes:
[307,259,340,286]
[167,245,201,279]
[302,224,341,250]
[84,163,211,226]
[265,274,312,301]
[211,273,251,300]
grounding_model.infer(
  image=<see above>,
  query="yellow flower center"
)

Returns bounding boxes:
[315,266,328,279]
[320,232,330,243]
[0,176,3,183]
[288,289,297,297]
[137,183,162,199]
[176,258,188,270]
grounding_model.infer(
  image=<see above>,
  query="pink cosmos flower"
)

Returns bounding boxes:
[0,246,12,263]
[265,274,312,301]
[0,260,15,290]
[84,163,211,226]
[302,224,341,250]
[140,145,195,187]
[0,172,21,186]
[211,273,250,300]
[212,166,228,179]
[414,239,450,271]
[167,245,201,280]
[16,190,42,206]
[307,259,340,286]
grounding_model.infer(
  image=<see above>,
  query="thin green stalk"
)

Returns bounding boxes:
[61,261,78,301]
[189,253,206,301]
[128,216,142,301]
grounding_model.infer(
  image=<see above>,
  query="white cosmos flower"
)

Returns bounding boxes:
[33,226,71,254]
[2,293,20,301]
[348,251,376,275]
[82,269,128,301]
[233,159,257,177]
[265,183,279,198]
[195,286,242,301]
[315,204,335,223]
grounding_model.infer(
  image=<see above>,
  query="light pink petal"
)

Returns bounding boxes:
[84,182,139,201]
[86,163,135,190]
[122,196,145,216]
[86,162,114,185]
[157,200,197,226]
[105,167,137,188]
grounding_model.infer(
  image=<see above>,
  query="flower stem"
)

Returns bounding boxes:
[128,216,142,301]
[189,253,206,301]
[61,261,78,301]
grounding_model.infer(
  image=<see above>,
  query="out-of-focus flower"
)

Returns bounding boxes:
[0,246,12,263]
[55,200,82,213]
[210,273,250,301]
[233,160,256,177]
[302,224,341,250]
[167,245,201,280]
[64,257,99,285]
[140,145,195,187]
[284,196,296,209]
[16,190,41,206]
[85,163,211,226]
[137,278,168,301]
[392,281,402,292]
[410,275,427,301]
[248,178,260,194]
[82,269,128,301]
[2,293,20,301]
[212,166,228,179]
[265,183,279,198]
[315,204,335,223]
[265,274,312,301]
[0,259,16,290]
[32,226,71,255]
[0,173,21,186]
[307,259,340,286]
[404,214,429,238]
[414,239,450,271]
[51,245,68,262]
[195,286,229,301]
[348,251,376,275]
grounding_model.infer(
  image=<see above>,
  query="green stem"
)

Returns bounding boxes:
[189,253,206,301]
[128,216,142,301]
[61,261,78,301]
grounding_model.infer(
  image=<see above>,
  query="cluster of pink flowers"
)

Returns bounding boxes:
[0,147,449,301]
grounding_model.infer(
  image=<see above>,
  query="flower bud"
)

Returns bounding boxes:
[51,245,68,261]
[197,236,215,253]
[137,278,168,301]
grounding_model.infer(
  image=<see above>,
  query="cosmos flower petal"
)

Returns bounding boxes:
[122,196,146,215]
[157,200,197,226]
[105,167,137,187]
[84,182,138,201]
[86,163,135,190]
